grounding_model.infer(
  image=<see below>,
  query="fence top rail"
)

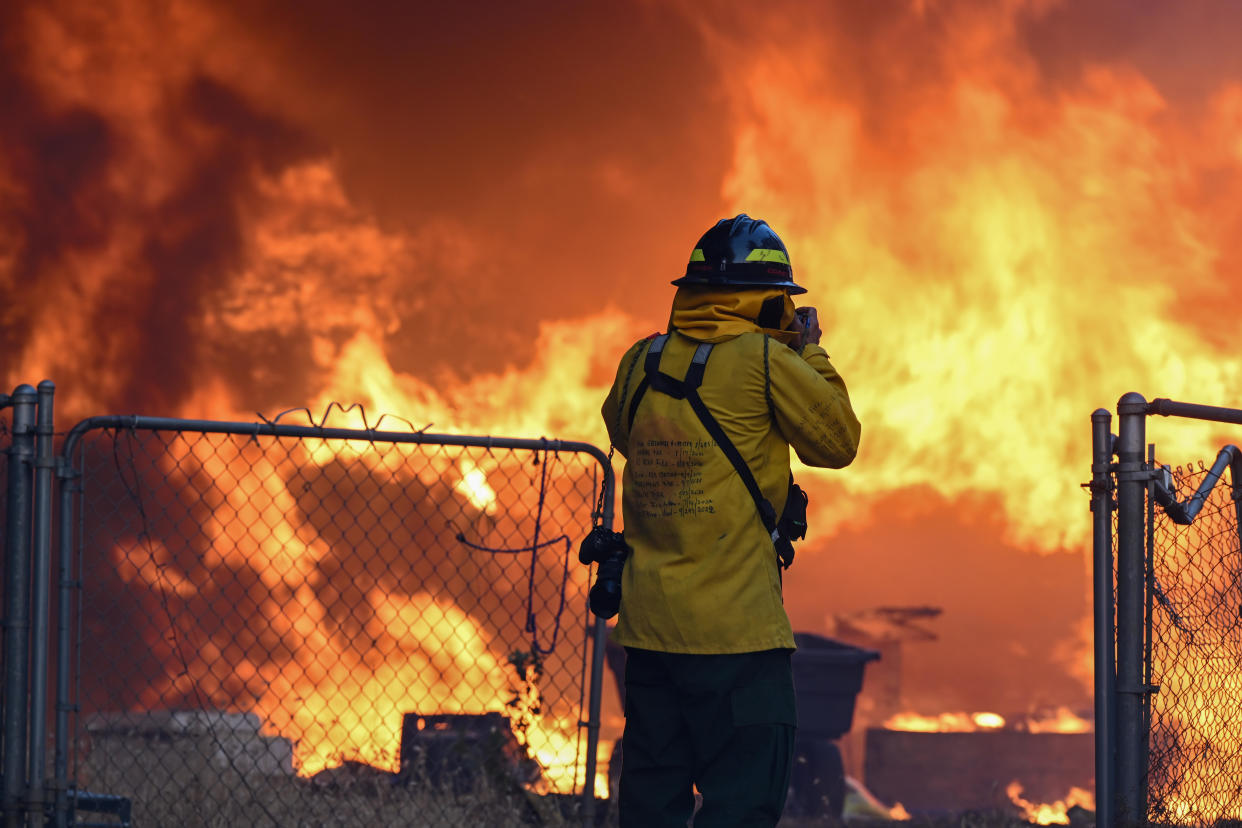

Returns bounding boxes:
[60,414,616,527]
[65,414,603,459]
[1146,398,1242,426]
[60,413,613,478]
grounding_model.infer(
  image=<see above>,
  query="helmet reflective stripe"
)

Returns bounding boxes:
[672,213,807,295]
[744,248,790,265]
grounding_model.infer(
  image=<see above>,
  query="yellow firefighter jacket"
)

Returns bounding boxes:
[601,286,861,654]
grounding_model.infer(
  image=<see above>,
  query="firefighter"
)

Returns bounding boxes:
[600,214,861,827]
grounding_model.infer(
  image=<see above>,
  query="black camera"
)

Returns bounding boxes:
[578,527,630,619]
[774,480,808,569]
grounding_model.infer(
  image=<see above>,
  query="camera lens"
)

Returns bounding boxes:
[579,527,628,565]
[578,527,609,565]
[589,555,627,619]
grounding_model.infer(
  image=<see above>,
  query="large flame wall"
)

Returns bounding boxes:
[5,0,1242,722]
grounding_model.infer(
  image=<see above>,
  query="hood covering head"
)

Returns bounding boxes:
[669,286,800,346]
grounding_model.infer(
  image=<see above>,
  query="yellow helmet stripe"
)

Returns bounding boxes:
[744,248,790,265]
[689,249,706,262]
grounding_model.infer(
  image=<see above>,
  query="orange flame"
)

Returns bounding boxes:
[1007,781,1095,825]
[1025,706,1092,734]
[883,711,1006,732]
[104,421,599,791]
[700,8,1242,549]
[883,706,1090,733]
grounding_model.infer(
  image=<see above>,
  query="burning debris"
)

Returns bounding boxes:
[301,712,540,797]
[1007,781,1095,826]
[398,713,539,794]
[864,705,1094,818]
[883,707,1091,735]
[864,724,1094,817]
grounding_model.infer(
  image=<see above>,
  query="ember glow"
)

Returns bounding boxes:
[883,706,1091,733]
[884,711,1006,732]
[1025,706,1092,735]
[6,0,1242,809]
[1008,781,1096,825]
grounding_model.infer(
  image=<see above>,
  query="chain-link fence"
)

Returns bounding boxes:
[1145,460,1242,826]
[1094,395,1242,828]
[56,418,610,827]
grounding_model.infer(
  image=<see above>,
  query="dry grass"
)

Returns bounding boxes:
[77,740,601,827]
[74,738,1085,827]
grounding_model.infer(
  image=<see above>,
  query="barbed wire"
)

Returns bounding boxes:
[257,400,433,434]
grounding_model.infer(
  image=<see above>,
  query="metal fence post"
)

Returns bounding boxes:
[1230,453,1242,576]
[581,464,615,828]
[51,430,79,828]
[51,436,77,828]
[27,381,55,825]
[1115,392,1148,825]
[1092,408,1116,828]
[2,385,38,828]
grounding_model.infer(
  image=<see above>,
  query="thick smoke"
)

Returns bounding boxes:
[0,1,324,414]
[0,0,730,417]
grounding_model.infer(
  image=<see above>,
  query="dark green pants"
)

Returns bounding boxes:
[618,647,796,828]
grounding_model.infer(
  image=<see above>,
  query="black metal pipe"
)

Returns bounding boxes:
[1092,409,1116,828]
[51,442,76,828]
[1115,392,1148,826]
[1147,398,1242,425]
[580,618,609,823]
[1153,445,1239,525]
[580,459,615,827]
[27,381,55,822]
[1232,454,1242,660]
[0,395,7,813]
[2,386,37,828]
[1142,444,1156,810]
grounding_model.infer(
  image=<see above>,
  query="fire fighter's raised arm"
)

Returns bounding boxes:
[767,340,861,469]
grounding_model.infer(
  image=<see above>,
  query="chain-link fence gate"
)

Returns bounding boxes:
[1147,454,1242,826]
[2,387,615,828]
[1092,394,1242,828]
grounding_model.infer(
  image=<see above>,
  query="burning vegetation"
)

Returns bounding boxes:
[5,0,1242,822]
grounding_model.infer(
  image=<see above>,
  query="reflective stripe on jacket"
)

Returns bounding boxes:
[601,286,861,654]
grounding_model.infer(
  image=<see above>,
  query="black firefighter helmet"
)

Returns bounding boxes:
[672,213,805,295]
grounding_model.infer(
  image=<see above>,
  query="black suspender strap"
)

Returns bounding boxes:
[644,334,694,398]
[625,334,667,430]
[628,333,785,554]
[685,389,780,538]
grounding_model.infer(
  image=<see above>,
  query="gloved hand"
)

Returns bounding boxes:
[793,306,822,347]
